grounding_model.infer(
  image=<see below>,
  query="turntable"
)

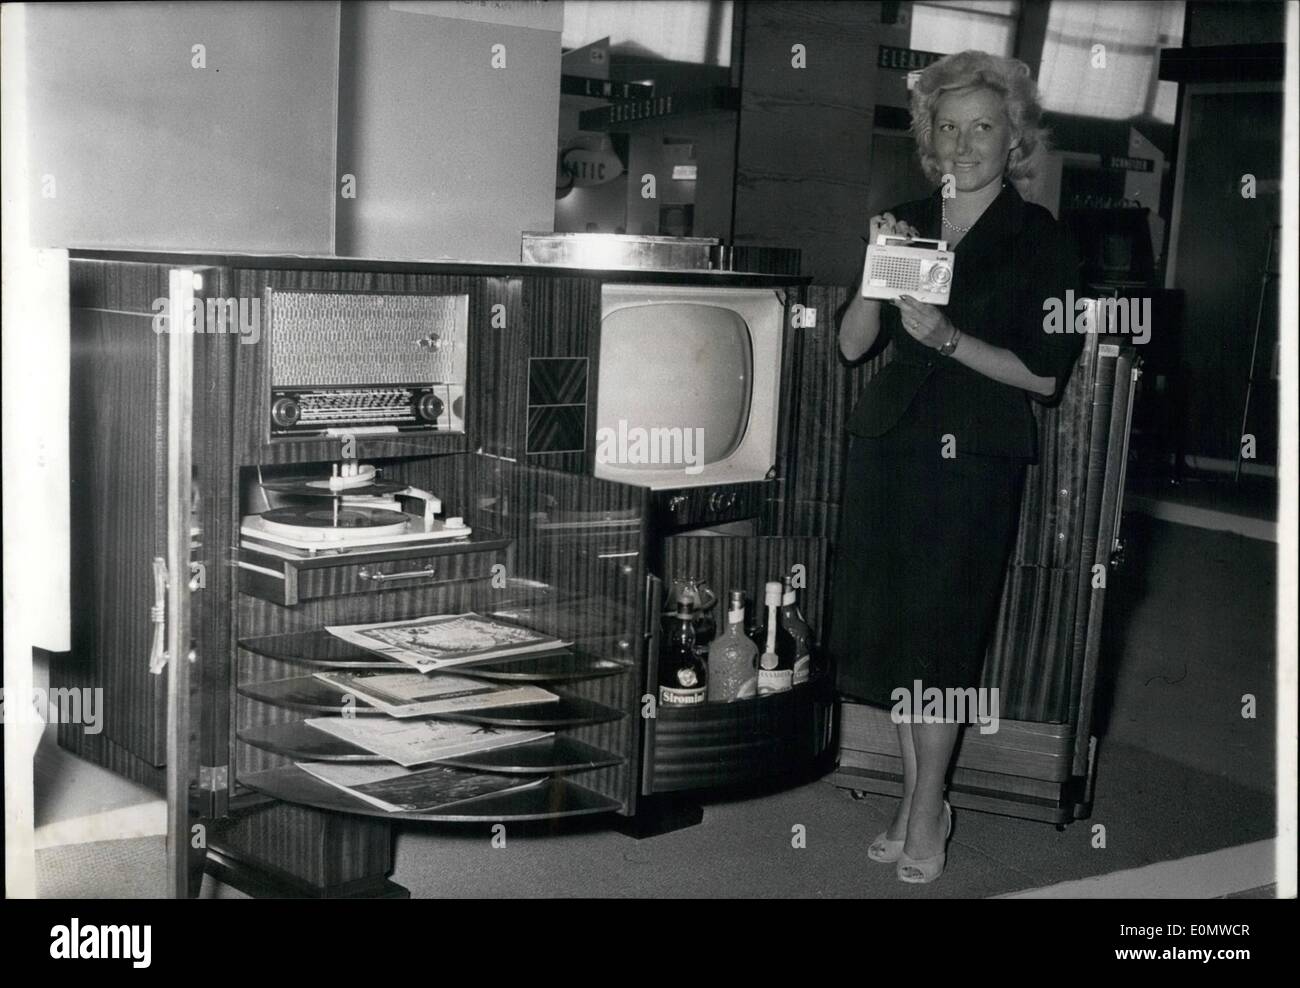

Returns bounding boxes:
[240,461,472,557]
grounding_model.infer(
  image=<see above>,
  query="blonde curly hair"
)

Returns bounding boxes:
[910,50,1048,191]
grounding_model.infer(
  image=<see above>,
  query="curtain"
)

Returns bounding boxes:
[1038,0,1185,122]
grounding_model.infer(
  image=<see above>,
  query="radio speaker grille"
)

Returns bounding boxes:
[269,290,469,386]
[868,256,921,290]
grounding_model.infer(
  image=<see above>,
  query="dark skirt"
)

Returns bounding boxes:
[829,434,1026,709]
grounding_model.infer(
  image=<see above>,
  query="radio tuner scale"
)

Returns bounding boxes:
[240,460,471,558]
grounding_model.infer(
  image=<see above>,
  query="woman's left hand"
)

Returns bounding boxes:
[895,295,955,350]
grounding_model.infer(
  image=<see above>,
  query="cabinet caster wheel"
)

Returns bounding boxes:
[849,790,868,800]
[1055,824,1067,832]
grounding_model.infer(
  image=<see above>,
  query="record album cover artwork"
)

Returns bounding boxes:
[326,612,570,672]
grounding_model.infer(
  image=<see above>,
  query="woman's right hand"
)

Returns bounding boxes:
[868,213,921,243]
[842,213,920,361]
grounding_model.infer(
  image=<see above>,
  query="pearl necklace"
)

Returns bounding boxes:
[942,198,973,234]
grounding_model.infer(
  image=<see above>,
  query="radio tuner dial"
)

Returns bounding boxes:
[414,390,444,424]
[926,263,952,289]
[270,396,301,428]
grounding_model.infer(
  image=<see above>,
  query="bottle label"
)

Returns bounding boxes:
[661,685,706,705]
[792,655,811,685]
[783,590,796,605]
[758,668,793,693]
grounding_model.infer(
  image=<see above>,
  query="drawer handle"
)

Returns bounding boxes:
[358,563,437,583]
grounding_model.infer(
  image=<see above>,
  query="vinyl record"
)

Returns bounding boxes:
[259,478,408,497]
[259,506,411,538]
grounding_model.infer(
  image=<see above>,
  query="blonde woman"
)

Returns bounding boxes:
[829,50,1084,884]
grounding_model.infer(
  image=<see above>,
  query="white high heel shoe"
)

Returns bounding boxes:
[896,801,952,884]
[867,830,906,863]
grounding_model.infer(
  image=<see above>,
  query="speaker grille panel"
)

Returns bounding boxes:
[269,290,469,387]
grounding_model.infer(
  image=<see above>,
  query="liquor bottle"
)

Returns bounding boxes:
[660,592,707,705]
[666,577,716,664]
[707,590,759,701]
[780,576,816,685]
[757,581,795,694]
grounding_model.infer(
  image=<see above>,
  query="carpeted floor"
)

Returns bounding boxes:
[386,736,1274,898]
[1095,514,1277,793]
[36,837,167,898]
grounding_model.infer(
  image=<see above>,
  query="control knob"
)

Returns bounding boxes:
[270,396,301,429]
[414,390,444,424]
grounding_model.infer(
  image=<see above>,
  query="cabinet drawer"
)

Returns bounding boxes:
[297,551,497,601]
[238,538,509,606]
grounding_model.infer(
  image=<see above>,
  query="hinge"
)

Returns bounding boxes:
[199,765,229,792]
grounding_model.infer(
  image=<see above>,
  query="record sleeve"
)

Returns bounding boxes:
[296,761,546,814]
[325,612,570,672]
[312,670,557,718]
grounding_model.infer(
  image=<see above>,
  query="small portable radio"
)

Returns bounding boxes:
[861,235,955,305]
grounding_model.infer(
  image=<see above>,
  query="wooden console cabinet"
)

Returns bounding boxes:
[57,251,825,897]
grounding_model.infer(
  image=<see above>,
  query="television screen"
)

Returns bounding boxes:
[596,302,752,474]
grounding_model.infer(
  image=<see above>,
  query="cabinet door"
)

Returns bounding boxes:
[68,274,169,766]
[68,263,206,896]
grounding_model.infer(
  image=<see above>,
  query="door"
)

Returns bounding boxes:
[65,261,206,896]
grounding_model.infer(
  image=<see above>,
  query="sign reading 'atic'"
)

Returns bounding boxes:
[561,148,624,187]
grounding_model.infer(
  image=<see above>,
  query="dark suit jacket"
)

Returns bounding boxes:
[843,183,1084,461]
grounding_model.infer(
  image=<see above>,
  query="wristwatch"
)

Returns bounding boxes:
[938,326,962,357]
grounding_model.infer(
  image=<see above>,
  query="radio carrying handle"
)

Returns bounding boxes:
[876,235,949,250]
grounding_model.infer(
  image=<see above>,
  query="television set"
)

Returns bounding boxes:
[593,284,784,490]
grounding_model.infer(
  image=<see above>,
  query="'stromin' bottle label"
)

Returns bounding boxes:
[660,685,706,705]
